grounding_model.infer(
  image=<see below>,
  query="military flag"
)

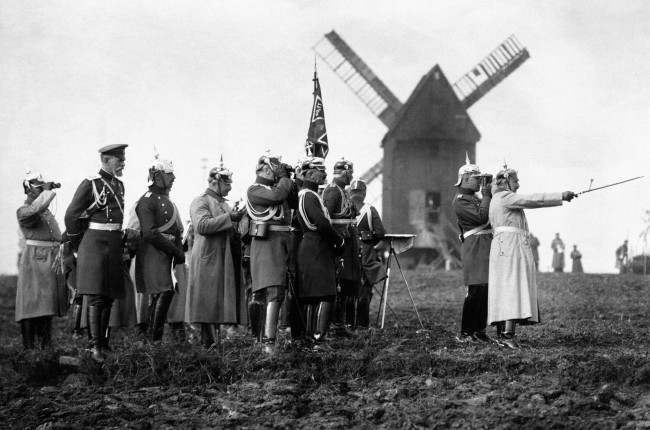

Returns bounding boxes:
[305,69,329,158]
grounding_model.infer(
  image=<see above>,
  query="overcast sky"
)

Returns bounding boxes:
[1,0,648,274]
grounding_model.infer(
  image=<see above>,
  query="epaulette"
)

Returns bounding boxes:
[86,174,101,181]
[144,192,152,198]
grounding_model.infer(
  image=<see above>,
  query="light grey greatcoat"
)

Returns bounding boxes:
[185,192,239,324]
[15,190,65,321]
[487,190,562,325]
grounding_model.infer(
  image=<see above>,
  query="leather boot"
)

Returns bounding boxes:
[146,294,159,337]
[100,305,113,353]
[345,297,357,329]
[248,300,265,342]
[314,301,332,341]
[357,298,370,329]
[151,290,174,342]
[88,306,105,362]
[303,304,314,337]
[169,322,186,343]
[71,301,84,338]
[38,317,52,348]
[20,319,35,349]
[262,301,281,354]
[200,323,216,348]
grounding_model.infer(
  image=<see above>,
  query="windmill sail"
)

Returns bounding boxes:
[452,35,530,109]
[313,30,403,128]
[359,159,384,184]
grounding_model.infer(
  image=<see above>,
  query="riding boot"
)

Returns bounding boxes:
[314,301,332,341]
[200,323,216,348]
[88,305,105,362]
[357,298,370,329]
[262,301,282,354]
[20,319,35,349]
[151,290,174,342]
[345,297,357,329]
[303,304,314,337]
[39,316,52,349]
[71,300,84,338]
[147,294,159,337]
[248,300,265,342]
[169,322,186,343]
[100,305,113,353]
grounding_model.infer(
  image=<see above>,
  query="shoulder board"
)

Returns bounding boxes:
[86,174,101,181]
[144,192,152,198]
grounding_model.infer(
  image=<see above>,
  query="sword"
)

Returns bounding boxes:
[577,176,644,195]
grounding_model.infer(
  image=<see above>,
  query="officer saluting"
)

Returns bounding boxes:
[64,144,127,362]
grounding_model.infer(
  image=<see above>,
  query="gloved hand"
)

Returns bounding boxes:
[562,191,577,202]
[230,209,244,222]
[481,186,492,198]
[275,164,291,179]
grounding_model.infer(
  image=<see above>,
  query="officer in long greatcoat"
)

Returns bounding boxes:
[349,179,385,329]
[16,171,66,349]
[245,153,298,353]
[296,158,343,343]
[186,162,244,347]
[451,156,493,344]
[64,144,127,362]
[323,158,361,334]
[135,156,185,341]
[488,165,576,349]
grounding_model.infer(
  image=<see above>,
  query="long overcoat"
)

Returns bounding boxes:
[551,237,565,271]
[297,187,342,298]
[185,190,240,324]
[487,190,563,325]
[15,190,66,321]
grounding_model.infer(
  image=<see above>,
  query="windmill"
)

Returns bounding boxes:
[313,30,530,268]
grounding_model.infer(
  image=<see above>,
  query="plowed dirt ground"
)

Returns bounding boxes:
[1,270,648,429]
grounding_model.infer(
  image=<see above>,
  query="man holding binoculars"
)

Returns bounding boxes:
[245,153,298,354]
[16,171,65,349]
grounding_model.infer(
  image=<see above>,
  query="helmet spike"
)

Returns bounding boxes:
[465,151,470,165]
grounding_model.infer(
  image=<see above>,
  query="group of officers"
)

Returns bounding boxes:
[15,144,387,361]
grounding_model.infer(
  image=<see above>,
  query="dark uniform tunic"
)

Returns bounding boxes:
[356,203,386,288]
[297,184,342,298]
[452,190,492,285]
[323,182,362,286]
[64,169,126,299]
[246,177,298,293]
[134,185,184,295]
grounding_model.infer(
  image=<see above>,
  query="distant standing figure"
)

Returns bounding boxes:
[528,233,540,271]
[570,245,583,273]
[615,240,628,274]
[551,233,565,272]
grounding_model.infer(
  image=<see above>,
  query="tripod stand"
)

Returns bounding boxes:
[375,234,426,330]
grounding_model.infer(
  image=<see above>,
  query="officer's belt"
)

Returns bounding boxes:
[494,226,528,236]
[331,219,356,225]
[25,240,59,247]
[267,225,294,232]
[463,224,492,239]
[89,222,123,231]
[161,233,176,241]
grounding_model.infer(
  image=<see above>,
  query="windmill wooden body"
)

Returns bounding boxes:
[313,31,530,267]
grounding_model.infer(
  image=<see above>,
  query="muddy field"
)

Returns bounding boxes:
[1,269,648,429]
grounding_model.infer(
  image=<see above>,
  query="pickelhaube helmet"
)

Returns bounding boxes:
[22,169,44,193]
[495,160,517,181]
[350,179,367,193]
[454,152,481,186]
[148,147,174,183]
[256,150,282,173]
[209,155,233,184]
[333,157,353,175]
[301,157,326,172]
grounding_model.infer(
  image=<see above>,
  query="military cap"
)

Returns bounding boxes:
[98,144,128,158]
[350,179,367,192]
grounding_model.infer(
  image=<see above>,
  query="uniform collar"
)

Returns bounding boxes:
[205,188,225,202]
[302,181,319,192]
[255,176,275,186]
[99,168,118,182]
[148,184,169,196]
